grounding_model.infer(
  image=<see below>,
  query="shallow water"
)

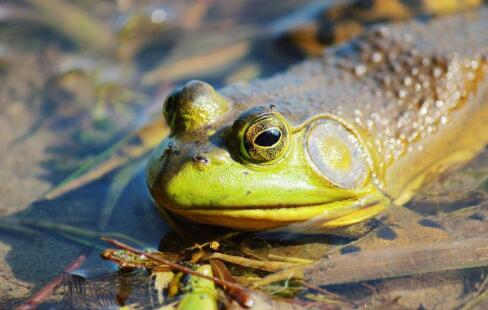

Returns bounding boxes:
[0,1,487,309]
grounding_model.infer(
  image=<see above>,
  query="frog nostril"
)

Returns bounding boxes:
[193,154,209,164]
[163,143,180,156]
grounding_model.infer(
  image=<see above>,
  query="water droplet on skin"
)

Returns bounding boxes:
[382,76,391,85]
[372,52,382,63]
[403,34,413,43]
[403,76,412,86]
[151,9,167,23]
[398,89,407,98]
[435,100,444,108]
[393,63,402,73]
[376,27,389,38]
[440,116,448,124]
[433,67,442,78]
[354,65,367,76]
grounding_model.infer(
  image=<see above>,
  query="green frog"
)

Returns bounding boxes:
[146,8,488,234]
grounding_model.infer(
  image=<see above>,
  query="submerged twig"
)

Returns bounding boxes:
[16,254,87,310]
[305,234,488,286]
[459,274,488,310]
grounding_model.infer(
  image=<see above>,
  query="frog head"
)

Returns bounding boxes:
[146,80,389,231]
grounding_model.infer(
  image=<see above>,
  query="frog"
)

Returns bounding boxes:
[146,8,488,234]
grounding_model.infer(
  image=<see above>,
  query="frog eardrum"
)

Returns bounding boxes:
[305,119,368,189]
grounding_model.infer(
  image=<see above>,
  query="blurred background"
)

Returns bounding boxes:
[1,1,487,309]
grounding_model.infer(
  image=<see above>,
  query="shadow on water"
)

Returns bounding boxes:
[0,161,170,304]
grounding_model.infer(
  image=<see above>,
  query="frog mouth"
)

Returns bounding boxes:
[163,197,389,231]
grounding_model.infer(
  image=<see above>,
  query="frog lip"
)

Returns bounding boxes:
[165,201,347,211]
[165,198,379,211]
[163,198,382,220]
[162,199,386,231]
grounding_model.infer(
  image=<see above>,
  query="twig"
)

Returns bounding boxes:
[210,258,254,308]
[101,236,254,307]
[15,254,87,310]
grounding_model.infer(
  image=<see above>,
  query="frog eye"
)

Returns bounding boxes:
[306,119,368,189]
[240,115,289,163]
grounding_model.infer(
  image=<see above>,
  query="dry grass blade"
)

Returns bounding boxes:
[24,0,115,53]
[142,41,250,85]
[45,120,167,200]
[21,220,146,248]
[251,264,308,288]
[98,159,145,230]
[210,252,304,272]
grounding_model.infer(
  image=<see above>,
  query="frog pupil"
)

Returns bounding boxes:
[254,128,281,147]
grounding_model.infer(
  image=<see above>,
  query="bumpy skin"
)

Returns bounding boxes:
[147,10,488,232]
[282,0,483,56]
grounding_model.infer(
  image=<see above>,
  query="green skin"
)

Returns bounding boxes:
[178,265,217,310]
[146,11,488,232]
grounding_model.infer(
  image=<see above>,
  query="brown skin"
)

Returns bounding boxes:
[147,10,488,232]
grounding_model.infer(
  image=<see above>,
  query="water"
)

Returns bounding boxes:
[0,1,487,309]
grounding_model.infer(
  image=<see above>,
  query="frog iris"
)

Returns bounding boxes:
[240,114,289,163]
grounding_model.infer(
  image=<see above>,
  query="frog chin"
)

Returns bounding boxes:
[160,193,390,231]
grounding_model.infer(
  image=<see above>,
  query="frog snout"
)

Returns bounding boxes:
[193,154,209,164]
